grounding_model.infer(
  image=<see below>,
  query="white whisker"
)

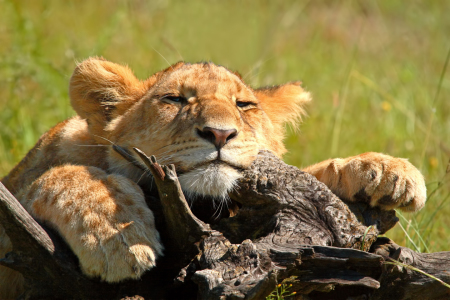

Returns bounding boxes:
[92,134,116,145]
[75,144,110,147]
[137,169,152,184]
[151,47,172,68]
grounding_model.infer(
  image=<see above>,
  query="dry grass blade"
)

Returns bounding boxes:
[385,259,450,289]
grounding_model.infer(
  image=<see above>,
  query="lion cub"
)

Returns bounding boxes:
[0,58,426,298]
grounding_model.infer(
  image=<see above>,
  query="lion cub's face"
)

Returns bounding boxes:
[70,58,310,200]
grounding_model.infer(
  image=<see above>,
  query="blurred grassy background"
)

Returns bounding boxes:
[1,0,449,252]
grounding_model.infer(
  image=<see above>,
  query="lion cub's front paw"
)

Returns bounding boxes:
[322,153,426,212]
[27,166,164,282]
[78,218,163,282]
[75,204,163,282]
[69,174,164,282]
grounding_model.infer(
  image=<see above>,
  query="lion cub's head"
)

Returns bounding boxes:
[69,58,310,200]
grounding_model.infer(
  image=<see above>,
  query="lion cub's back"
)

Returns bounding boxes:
[2,117,108,199]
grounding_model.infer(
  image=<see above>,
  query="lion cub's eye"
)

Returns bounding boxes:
[163,95,186,103]
[236,101,255,109]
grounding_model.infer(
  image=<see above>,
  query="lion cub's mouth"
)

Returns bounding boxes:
[170,160,244,223]
[113,145,243,222]
[180,157,244,173]
[178,162,242,200]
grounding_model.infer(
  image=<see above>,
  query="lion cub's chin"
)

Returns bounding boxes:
[178,163,242,200]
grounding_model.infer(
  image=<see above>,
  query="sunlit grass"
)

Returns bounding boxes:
[0,0,449,251]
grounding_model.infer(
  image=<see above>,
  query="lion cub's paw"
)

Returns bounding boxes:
[27,166,164,282]
[70,174,164,282]
[76,205,163,282]
[325,153,426,212]
[78,217,163,282]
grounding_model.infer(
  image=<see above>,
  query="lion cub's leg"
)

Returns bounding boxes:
[20,165,163,282]
[303,152,426,212]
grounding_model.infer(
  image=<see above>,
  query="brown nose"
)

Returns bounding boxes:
[197,126,238,150]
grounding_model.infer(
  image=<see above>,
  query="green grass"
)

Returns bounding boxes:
[1,0,449,252]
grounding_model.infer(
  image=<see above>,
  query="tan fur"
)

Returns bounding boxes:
[303,152,426,211]
[0,58,425,298]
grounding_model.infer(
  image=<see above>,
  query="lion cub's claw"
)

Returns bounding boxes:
[326,153,426,212]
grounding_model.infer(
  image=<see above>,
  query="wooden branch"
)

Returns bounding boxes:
[217,150,396,249]
[370,237,450,300]
[172,151,394,298]
[0,182,54,256]
[0,149,449,299]
[132,148,212,258]
[184,235,385,299]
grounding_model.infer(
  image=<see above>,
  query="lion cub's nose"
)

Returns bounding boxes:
[197,127,238,150]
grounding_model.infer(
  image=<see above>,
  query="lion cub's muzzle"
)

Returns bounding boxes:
[196,126,238,150]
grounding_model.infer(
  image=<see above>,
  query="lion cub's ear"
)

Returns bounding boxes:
[255,82,311,130]
[69,57,150,136]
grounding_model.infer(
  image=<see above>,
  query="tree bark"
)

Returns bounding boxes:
[0,150,448,299]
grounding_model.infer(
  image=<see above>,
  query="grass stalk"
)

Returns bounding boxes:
[419,47,450,170]
[385,259,450,289]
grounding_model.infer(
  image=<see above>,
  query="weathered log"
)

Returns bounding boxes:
[370,237,450,300]
[171,151,393,299]
[0,150,449,299]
